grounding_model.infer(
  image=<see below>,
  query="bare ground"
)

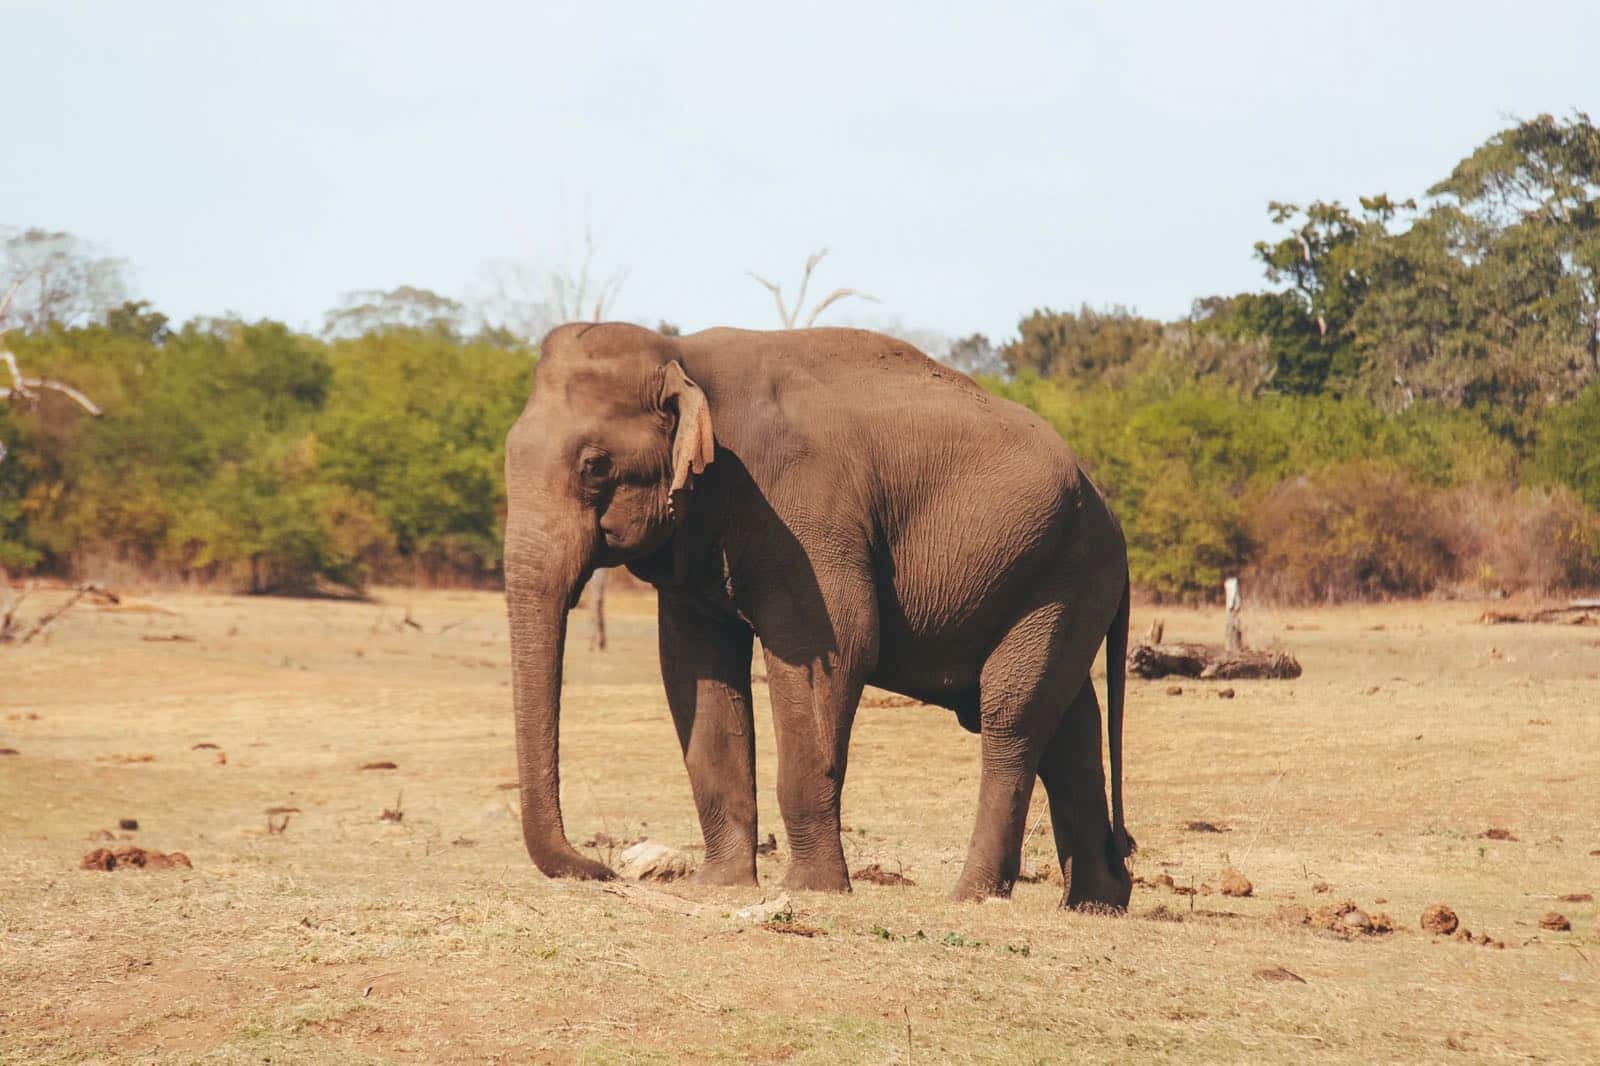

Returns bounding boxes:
[1,587,1597,1063]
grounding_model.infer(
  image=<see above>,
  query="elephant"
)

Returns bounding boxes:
[504,322,1133,908]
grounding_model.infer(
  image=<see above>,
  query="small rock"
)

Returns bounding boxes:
[756,833,778,855]
[1480,827,1516,841]
[735,893,793,923]
[1184,820,1230,833]
[1340,907,1373,932]
[1538,912,1571,932]
[1217,688,1235,699]
[118,818,139,831]
[360,761,398,771]
[1016,860,1055,884]
[617,839,694,882]
[1420,903,1459,936]
[1219,869,1253,897]
[1311,881,1330,894]
[1557,892,1592,903]
[1164,685,1183,696]
[0,747,19,756]
[1275,904,1310,925]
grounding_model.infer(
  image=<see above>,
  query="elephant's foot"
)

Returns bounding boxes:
[532,847,616,882]
[690,859,759,887]
[1062,855,1130,913]
[782,859,852,893]
[950,870,1016,903]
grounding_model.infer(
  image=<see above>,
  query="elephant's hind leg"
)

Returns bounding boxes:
[1038,679,1131,911]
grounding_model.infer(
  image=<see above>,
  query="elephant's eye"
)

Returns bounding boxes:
[580,454,612,481]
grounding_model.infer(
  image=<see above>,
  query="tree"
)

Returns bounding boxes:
[746,248,877,328]
[942,333,1007,378]
[999,305,1163,381]
[323,286,466,339]
[0,227,128,332]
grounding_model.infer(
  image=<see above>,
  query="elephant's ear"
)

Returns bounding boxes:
[661,360,715,503]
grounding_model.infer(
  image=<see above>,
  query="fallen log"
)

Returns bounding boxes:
[1478,602,1599,626]
[1128,641,1302,681]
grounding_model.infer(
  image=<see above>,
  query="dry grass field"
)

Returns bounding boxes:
[2,584,1597,1064]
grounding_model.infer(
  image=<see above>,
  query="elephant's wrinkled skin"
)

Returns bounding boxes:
[504,324,1133,907]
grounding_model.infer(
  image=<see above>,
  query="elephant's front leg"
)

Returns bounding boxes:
[659,596,758,887]
[762,646,867,893]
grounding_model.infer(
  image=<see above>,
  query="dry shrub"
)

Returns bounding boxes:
[1247,463,1457,602]
[1247,464,1600,602]
[1446,483,1600,595]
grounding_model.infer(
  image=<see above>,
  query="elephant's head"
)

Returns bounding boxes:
[503,322,714,878]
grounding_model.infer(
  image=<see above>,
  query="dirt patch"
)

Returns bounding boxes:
[1421,903,1459,935]
[1537,912,1571,932]
[360,761,398,771]
[81,846,192,871]
[1184,820,1231,833]
[95,753,155,764]
[1557,892,1592,903]
[756,833,779,855]
[0,747,18,756]
[1143,904,1185,922]
[1254,965,1306,983]
[1312,881,1330,893]
[1480,827,1517,841]
[140,633,197,642]
[853,864,915,886]
[1218,687,1235,699]
[117,818,139,831]
[1164,685,1183,696]
[192,742,220,750]
[1219,870,1253,897]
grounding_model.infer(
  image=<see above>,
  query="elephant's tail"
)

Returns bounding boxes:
[1106,573,1135,858]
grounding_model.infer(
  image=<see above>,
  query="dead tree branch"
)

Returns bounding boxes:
[2,279,105,464]
[1,581,117,645]
[747,249,878,329]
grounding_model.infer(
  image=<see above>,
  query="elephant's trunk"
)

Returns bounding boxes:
[504,507,613,880]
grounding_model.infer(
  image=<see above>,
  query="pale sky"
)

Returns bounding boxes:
[5,1,1595,343]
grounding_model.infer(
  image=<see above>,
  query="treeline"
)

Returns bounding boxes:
[0,308,532,591]
[2,114,1597,602]
[970,113,1600,601]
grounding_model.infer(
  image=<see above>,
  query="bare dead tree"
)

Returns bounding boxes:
[548,218,629,324]
[479,197,630,339]
[0,228,127,333]
[746,248,878,328]
[488,200,631,650]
